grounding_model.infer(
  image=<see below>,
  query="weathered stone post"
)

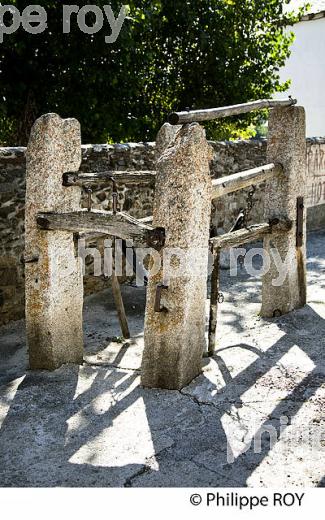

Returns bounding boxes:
[154,122,181,160]
[141,122,212,390]
[261,106,307,317]
[25,113,84,370]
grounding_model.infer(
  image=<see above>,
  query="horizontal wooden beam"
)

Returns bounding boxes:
[210,219,292,252]
[211,163,283,199]
[36,210,165,248]
[78,215,154,242]
[63,170,156,187]
[168,98,297,125]
[139,215,153,224]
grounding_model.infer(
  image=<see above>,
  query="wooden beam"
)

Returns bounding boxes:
[36,210,160,247]
[210,219,292,252]
[63,170,156,187]
[139,215,153,224]
[211,163,283,199]
[168,98,297,125]
[77,215,154,242]
[208,251,220,357]
[111,268,130,339]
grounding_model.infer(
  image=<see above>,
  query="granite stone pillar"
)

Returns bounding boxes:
[25,113,84,370]
[154,122,181,160]
[141,123,212,389]
[261,106,307,317]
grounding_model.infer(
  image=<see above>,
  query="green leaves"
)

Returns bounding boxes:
[0,0,306,144]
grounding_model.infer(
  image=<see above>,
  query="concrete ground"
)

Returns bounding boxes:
[0,230,324,487]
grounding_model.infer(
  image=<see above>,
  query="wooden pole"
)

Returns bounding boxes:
[111,264,130,339]
[210,219,292,252]
[211,163,283,199]
[36,210,159,246]
[63,170,156,187]
[168,98,297,125]
[77,215,154,242]
[208,251,220,356]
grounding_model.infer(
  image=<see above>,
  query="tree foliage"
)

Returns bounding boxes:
[0,0,305,144]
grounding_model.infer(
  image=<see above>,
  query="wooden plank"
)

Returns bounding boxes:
[37,210,154,245]
[207,251,220,357]
[63,170,156,187]
[168,98,297,125]
[139,215,153,224]
[111,268,130,339]
[210,219,292,252]
[211,163,283,199]
[77,215,154,241]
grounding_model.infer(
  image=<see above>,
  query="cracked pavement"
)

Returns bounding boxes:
[0,230,324,487]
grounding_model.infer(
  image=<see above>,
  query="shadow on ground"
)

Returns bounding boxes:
[0,231,324,487]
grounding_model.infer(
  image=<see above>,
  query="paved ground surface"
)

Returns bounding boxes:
[0,230,324,487]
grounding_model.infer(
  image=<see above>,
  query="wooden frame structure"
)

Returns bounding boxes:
[25,98,307,389]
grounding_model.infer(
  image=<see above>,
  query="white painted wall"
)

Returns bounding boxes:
[279,18,325,137]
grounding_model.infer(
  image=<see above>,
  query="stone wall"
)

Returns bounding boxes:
[209,140,267,234]
[0,147,26,325]
[0,138,324,325]
[0,142,156,325]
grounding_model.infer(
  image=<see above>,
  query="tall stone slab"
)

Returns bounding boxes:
[25,113,83,370]
[141,123,213,390]
[261,106,307,317]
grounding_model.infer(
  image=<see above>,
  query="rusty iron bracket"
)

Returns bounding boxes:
[296,197,304,247]
[21,254,39,264]
[154,283,169,313]
[146,227,166,250]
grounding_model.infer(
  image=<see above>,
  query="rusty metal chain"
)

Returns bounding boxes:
[83,178,119,214]
[238,254,245,270]
[111,178,118,214]
[84,185,93,212]
[229,184,257,233]
[217,292,224,304]
[242,185,256,228]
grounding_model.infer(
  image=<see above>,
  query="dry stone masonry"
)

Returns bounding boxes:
[0,142,156,325]
[0,135,324,325]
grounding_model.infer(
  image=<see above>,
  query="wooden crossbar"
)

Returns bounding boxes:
[36,210,164,248]
[211,163,283,199]
[210,219,292,252]
[168,97,297,125]
[77,215,154,241]
[63,170,156,187]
